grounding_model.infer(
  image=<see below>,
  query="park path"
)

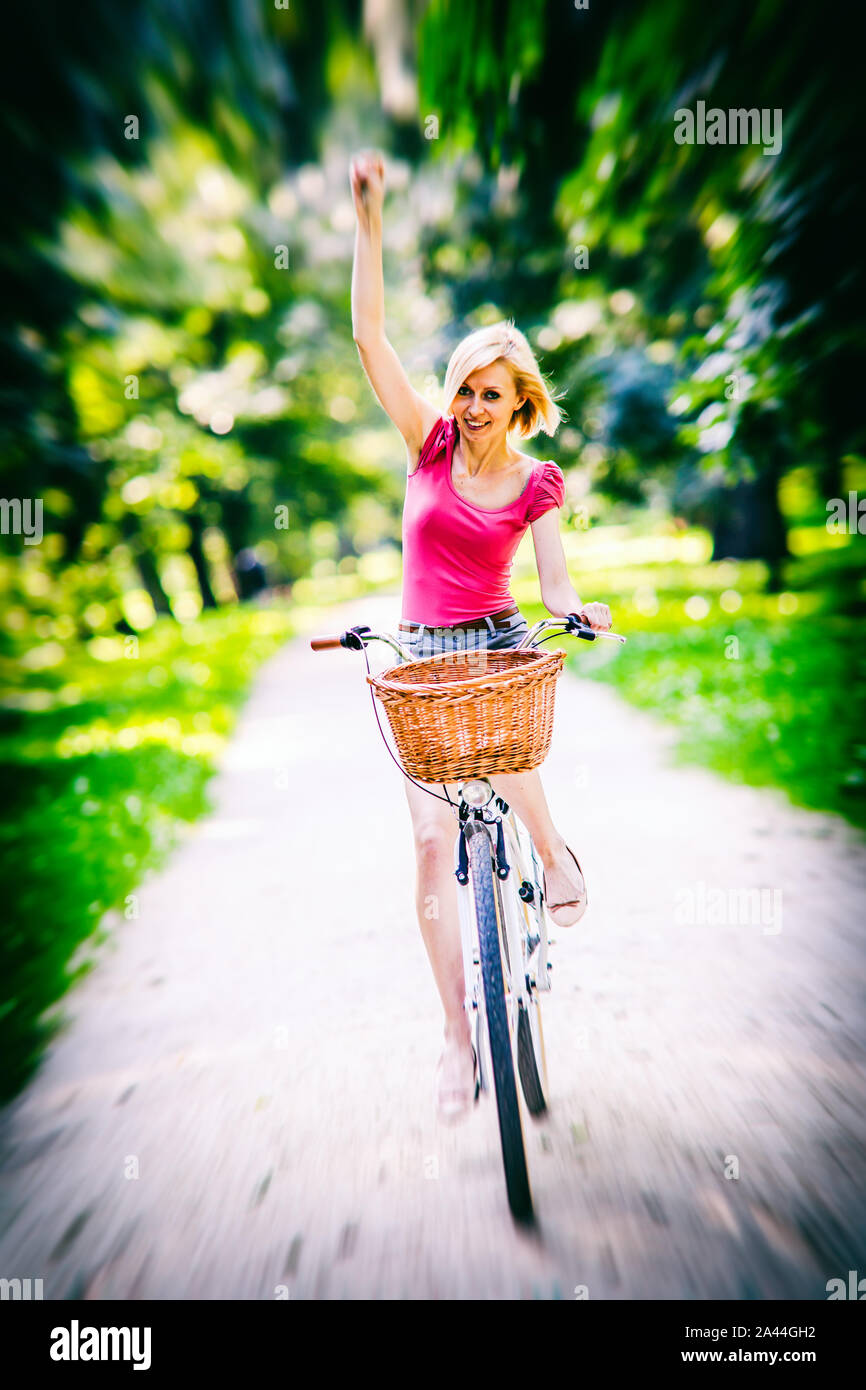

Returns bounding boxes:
[1,590,865,1299]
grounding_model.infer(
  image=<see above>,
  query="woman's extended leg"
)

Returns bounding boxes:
[402,774,476,1119]
[489,767,587,926]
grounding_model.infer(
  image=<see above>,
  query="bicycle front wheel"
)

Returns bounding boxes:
[467,825,533,1224]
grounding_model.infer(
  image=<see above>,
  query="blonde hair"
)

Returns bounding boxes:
[441,320,562,438]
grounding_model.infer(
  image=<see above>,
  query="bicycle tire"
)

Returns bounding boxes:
[467,827,534,1224]
[493,817,548,1118]
[517,1000,547,1116]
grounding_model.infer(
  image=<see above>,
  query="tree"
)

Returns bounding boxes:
[417,0,866,563]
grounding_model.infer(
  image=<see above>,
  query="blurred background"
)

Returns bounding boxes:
[0,0,863,1103]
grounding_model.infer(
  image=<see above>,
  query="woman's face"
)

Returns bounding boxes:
[451,360,525,443]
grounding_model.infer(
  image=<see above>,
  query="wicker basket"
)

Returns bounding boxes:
[366,646,566,782]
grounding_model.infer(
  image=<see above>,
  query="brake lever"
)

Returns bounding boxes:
[343,624,372,650]
[565,613,627,643]
[566,612,597,641]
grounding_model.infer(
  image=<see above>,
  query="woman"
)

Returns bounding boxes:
[349,150,612,1121]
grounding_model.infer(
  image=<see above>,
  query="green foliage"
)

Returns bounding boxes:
[1,3,405,640]
[0,605,293,1103]
[523,528,866,829]
[418,0,866,565]
[581,614,866,827]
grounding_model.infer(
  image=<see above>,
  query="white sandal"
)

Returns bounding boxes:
[435,1042,479,1123]
[543,844,588,927]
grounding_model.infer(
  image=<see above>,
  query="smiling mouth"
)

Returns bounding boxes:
[465,420,490,429]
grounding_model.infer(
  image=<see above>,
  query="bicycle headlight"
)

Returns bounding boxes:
[462,778,493,807]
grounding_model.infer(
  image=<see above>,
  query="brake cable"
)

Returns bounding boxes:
[353,629,457,808]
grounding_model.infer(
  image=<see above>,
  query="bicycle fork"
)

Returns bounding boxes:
[454,817,492,1097]
[453,803,551,1098]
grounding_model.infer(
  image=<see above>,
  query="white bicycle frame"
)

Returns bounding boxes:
[453,782,551,1097]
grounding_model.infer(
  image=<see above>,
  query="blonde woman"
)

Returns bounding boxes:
[350,150,612,1120]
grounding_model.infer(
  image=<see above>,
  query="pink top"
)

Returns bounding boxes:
[401,414,566,625]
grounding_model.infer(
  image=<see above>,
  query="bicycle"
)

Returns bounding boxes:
[311,613,626,1223]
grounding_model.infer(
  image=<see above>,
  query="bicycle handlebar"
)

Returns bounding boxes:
[310,614,626,659]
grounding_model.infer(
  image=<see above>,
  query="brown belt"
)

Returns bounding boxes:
[399,603,520,635]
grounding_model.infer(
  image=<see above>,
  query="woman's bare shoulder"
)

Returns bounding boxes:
[510,445,549,481]
[407,404,448,475]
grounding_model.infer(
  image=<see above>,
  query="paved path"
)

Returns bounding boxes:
[1,592,865,1299]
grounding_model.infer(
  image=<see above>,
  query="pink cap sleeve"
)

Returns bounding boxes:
[526,459,566,523]
[414,415,449,470]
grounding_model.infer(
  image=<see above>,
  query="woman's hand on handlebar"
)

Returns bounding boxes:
[574,601,612,632]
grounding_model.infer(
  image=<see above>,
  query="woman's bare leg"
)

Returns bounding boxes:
[489,768,586,924]
[403,777,475,1114]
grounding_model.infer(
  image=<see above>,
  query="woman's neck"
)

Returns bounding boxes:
[455,423,517,476]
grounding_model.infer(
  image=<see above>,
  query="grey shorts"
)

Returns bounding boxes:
[400,608,530,664]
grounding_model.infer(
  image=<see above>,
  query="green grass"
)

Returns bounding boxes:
[520,532,866,831]
[0,604,294,1103]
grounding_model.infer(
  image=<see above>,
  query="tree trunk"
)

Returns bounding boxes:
[711,404,789,588]
[335,524,356,562]
[187,513,218,610]
[135,548,173,616]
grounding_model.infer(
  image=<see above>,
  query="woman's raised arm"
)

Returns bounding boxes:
[349,151,438,462]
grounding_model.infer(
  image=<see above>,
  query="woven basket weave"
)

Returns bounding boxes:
[366,647,566,782]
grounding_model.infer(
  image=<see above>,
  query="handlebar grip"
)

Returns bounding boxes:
[310,635,344,651]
